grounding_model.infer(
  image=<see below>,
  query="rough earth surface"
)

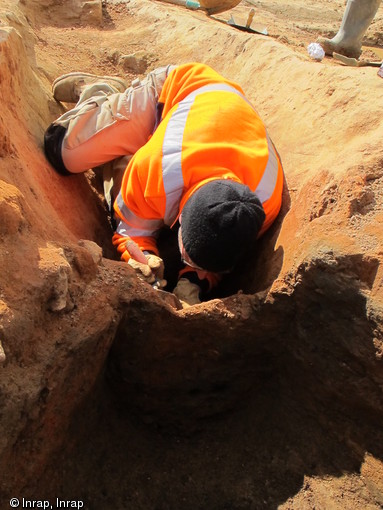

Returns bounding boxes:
[1,0,383,508]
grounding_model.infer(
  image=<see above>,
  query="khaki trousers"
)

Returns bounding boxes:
[53,65,175,209]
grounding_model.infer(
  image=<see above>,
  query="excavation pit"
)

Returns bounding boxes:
[0,0,383,508]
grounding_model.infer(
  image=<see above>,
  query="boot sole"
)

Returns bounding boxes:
[52,72,127,90]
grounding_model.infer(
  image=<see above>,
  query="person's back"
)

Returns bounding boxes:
[114,62,283,253]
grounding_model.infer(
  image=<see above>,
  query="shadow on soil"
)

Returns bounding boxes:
[38,361,383,510]
[35,226,383,509]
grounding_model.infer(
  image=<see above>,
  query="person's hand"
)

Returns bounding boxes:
[173,278,201,306]
[128,254,167,289]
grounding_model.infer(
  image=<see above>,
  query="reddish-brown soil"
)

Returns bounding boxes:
[1,0,383,508]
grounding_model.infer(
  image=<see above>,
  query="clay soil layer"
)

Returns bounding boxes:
[0,0,383,509]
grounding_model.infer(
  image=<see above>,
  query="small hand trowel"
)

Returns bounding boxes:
[226,8,268,35]
[333,52,382,67]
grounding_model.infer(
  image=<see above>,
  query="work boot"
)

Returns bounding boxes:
[318,0,381,58]
[52,72,128,103]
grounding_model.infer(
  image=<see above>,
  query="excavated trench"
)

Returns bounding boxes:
[1,0,383,508]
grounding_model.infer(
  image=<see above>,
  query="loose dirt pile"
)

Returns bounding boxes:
[0,0,383,508]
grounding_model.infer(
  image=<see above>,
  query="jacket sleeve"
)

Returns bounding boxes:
[112,232,159,262]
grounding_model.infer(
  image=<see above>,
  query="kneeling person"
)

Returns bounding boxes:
[44,63,284,305]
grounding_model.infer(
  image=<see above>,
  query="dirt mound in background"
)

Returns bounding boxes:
[1,0,383,508]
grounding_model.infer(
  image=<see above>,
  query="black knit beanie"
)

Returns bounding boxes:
[181,180,266,273]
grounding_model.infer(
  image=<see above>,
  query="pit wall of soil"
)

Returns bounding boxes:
[0,0,383,508]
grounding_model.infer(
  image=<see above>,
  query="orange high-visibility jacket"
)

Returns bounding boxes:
[113,62,284,262]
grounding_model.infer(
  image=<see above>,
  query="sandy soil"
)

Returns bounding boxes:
[1,0,383,508]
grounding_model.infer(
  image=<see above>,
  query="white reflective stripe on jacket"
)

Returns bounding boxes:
[115,193,163,238]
